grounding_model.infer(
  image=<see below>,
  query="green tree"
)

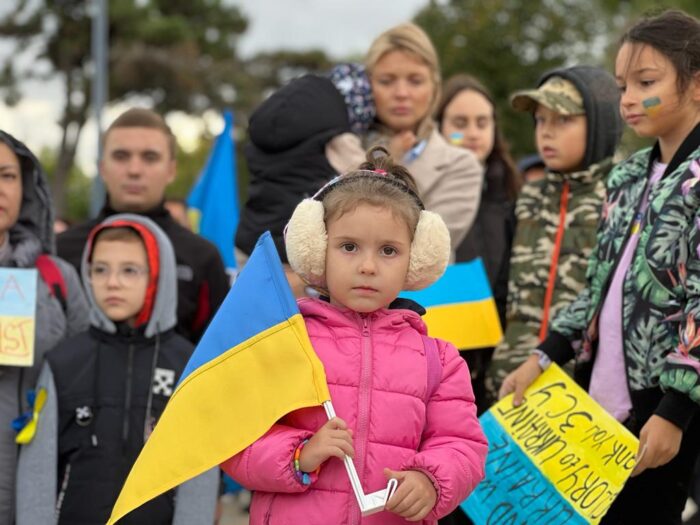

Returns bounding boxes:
[167,127,250,207]
[237,49,334,110]
[415,0,611,158]
[38,147,91,223]
[415,0,700,159]
[0,0,248,216]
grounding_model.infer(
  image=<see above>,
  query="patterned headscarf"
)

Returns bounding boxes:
[328,63,376,135]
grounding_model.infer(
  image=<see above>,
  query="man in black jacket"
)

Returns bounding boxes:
[57,108,229,343]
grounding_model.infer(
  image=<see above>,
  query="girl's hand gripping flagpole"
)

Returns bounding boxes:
[323,401,398,516]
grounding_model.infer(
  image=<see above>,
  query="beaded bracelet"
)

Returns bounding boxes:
[293,439,320,485]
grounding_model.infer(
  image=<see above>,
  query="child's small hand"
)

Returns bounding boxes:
[298,417,354,472]
[383,468,437,522]
[631,415,682,477]
[499,354,543,405]
[389,130,416,160]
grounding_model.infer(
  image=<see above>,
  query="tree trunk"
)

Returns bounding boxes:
[51,74,89,219]
[52,120,82,218]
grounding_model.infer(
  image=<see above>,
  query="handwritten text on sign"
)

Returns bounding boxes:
[0,268,37,367]
[463,364,638,524]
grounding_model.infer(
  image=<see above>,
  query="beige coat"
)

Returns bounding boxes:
[326,128,483,251]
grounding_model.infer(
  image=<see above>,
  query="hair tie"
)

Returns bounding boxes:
[374,169,387,175]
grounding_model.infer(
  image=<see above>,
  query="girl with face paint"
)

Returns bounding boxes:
[434,75,521,416]
[500,10,700,524]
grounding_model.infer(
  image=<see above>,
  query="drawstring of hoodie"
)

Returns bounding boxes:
[143,327,161,443]
[88,342,101,447]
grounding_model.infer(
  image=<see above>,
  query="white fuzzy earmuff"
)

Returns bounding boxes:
[285,199,328,288]
[405,210,450,290]
[285,198,451,291]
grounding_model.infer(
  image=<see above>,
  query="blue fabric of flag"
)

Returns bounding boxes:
[187,110,239,269]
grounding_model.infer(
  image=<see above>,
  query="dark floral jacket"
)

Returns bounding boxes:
[542,124,700,430]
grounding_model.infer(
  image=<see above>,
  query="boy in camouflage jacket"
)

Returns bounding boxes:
[486,66,622,400]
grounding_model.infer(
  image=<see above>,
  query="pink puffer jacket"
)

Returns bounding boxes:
[222,298,487,525]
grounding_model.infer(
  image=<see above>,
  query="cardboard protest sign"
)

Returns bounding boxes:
[463,364,638,524]
[0,268,37,367]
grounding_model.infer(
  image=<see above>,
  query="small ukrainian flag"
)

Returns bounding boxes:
[402,260,503,350]
[108,232,331,524]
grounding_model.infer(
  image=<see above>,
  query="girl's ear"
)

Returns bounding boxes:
[691,71,700,104]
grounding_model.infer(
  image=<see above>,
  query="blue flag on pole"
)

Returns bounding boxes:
[187,110,239,269]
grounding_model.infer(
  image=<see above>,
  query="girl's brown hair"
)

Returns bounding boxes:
[436,74,522,200]
[321,147,423,237]
[619,10,700,93]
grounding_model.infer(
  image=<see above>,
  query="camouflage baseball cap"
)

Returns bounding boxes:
[510,76,585,115]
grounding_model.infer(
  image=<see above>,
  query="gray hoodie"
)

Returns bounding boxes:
[0,131,89,525]
[15,214,218,525]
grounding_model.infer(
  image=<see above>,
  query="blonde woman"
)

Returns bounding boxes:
[327,23,483,251]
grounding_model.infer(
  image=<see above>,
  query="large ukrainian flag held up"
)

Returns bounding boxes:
[108,232,331,525]
[401,260,502,350]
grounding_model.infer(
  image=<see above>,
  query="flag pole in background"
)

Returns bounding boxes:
[107,232,330,524]
[187,110,239,272]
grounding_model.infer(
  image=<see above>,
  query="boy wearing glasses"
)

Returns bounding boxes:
[15,214,218,525]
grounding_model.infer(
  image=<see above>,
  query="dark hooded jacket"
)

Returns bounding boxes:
[455,158,516,327]
[548,66,623,170]
[235,74,351,261]
[453,158,516,414]
[15,214,218,525]
[0,131,89,525]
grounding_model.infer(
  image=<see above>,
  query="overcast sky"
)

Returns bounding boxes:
[235,0,427,58]
[0,0,427,173]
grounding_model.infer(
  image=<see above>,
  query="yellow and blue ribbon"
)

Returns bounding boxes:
[12,388,47,444]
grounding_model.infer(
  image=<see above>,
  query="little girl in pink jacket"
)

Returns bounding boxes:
[222,147,487,524]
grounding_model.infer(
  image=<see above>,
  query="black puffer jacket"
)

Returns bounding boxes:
[48,326,193,524]
[235,75,351,262]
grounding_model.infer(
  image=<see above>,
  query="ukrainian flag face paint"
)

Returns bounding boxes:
[642,96,662,118]
[449,132,464,146]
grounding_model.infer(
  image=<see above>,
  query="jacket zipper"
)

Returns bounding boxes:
[55,463,71,518]
[122,343,135,453]
[350,315,373,525]
[540,181,570,341]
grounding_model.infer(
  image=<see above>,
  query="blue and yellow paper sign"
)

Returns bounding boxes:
[463,364,638,524]
[0,268,37,367]
[401,260,502,350]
